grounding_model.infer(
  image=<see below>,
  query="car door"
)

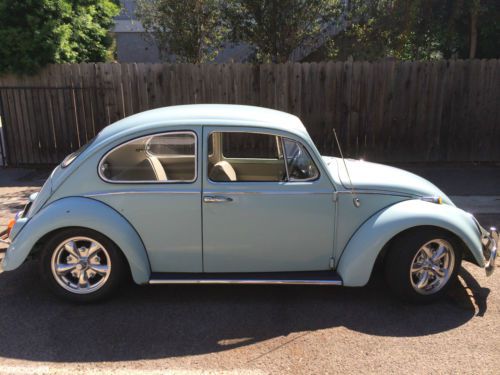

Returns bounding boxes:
[94,127,203,273]
[202,127,336,273]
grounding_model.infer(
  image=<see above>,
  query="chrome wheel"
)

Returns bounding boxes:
[410,239,455,295]
[50,236,112,294]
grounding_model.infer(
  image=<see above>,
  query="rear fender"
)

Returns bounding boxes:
[2,197,151,284]
[337,199,484,287]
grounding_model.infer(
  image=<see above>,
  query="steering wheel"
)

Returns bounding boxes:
[288,147,309,179]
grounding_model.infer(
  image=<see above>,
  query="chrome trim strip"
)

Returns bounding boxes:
[98,131,198,184]
[149,278,342,286]
[84,190,199,197]
[84,188,411,198]
[281,136,290,181]
[334,190,415,198]
[204,190,333,196]
[0,252,4,274]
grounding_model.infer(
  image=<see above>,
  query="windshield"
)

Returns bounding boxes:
[61,137,95,168]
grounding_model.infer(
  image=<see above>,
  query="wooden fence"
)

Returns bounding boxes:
[0,60,499,166]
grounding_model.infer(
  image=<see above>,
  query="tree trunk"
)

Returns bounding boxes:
[469,0,480,59]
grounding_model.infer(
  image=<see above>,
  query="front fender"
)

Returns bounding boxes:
[2,197,151,284]
[337,199,484,287]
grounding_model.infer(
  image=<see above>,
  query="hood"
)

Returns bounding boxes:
[323,157,454,205]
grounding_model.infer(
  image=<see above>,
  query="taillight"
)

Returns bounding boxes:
[6,219,16,238]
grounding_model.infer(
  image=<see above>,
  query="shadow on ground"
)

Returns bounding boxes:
[0,262,488,363]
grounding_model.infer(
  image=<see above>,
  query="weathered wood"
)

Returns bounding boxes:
[0,60,499,166]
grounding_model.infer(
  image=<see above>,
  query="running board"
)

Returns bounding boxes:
[149,271,343,286]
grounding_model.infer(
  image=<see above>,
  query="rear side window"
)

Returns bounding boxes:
[99,131,196,183]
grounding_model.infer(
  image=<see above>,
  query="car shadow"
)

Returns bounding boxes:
[0,262,488,363]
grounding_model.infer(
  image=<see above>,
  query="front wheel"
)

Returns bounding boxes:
[385,228,462,303]
[40,228,126,302]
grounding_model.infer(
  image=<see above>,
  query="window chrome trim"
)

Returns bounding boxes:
[98,131,198,184]
[281,136,290,182]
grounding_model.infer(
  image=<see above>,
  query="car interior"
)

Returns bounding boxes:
[100,133,196,182]
[207,132,286,182]
[99,130,318,183]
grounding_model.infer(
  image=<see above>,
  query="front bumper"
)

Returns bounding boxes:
[0,229,8,274]
[0,228,10,244]
[483,227,498,276]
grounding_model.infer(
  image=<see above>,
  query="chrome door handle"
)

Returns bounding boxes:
[203,195,233,203]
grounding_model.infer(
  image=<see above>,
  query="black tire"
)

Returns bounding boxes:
[385,227,462,303]
[39,227,127,303]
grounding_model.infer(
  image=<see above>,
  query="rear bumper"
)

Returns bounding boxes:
[483,227,498,276]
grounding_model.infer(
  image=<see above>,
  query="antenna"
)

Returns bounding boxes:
[332,128,360,207]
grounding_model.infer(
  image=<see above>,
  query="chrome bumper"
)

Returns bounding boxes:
[0,226,11,243]
[483,227,498,276]
[0,229,8,274]
[0,250,5,274]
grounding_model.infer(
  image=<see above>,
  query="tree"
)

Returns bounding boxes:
[316,0,500,61]
[224,0,341,63]
[0,0,120,74]
[136,0,227,63]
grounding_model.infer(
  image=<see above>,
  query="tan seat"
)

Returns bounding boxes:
[209,160,237,182]
[148,155,168,181]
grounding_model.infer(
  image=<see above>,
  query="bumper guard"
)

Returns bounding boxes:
[0,229,9,274]
[483,227,498,277]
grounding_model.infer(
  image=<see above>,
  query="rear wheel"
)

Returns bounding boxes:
[40,228,126,302]
[385,228,462,303]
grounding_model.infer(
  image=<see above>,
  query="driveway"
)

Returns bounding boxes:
[0,167,499,374]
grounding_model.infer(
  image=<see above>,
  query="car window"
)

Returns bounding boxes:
[222,132,279,159]
[61,137,96,168]
[208,132,285,182]
[100,131,196,183]
[283,138,319,181]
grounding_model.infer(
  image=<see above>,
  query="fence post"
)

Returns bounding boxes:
[0,91,8,167]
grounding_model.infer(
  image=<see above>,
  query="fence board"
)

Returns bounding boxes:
[0,60,499,166]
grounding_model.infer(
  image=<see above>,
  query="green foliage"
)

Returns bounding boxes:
[136,0,227,63]
[322,0,500,61]
[0,0,120,74]
[224,0,342,63]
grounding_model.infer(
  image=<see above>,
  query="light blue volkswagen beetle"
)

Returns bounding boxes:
[0,105,497,303]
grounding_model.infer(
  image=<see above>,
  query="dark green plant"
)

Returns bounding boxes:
[0,0,120,74]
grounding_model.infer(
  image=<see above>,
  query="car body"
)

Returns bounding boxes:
[0,104,497,302]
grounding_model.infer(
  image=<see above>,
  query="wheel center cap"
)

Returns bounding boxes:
[76,261,88,270]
